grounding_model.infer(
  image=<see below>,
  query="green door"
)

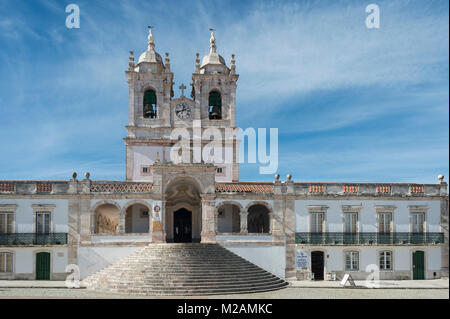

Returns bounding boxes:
[36,252,51,280]
[413,251,425,280]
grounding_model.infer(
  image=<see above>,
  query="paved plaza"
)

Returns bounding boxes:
[0,279,448,299]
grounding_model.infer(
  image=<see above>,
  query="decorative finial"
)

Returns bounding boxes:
[72,172,77,180]
[147,25,155,51]
[230,54,236,74]
[286,174,292,182]
[209,28,216,53]
[165,52,170,71]
[155,152,160,163]
[438,174,445,184]
[275,173,280,181]
[194,52,200,73]
[129,51,135,71]
[84,172,90,180]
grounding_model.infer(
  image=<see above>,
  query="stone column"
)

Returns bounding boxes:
[240,211,248,234]
[214,209,219,234]
[201,194,216,243]
[118,210,125,234]
[151,200,165,243]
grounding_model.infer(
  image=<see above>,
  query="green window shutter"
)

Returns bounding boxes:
[208,92,221,106]
[144,90,156,105]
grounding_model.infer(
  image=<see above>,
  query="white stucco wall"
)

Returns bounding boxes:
[0,199,68,233]
[223,245,286,278]
[78,246,142,279]
[295,199,441,233]
[6,247,68,274]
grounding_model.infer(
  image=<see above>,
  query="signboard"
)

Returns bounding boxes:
[340,274,356,287]
[295,250,308,269]
[152,201,161,221]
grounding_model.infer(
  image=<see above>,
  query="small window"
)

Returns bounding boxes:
[143,90,157,119]
[344,212,358,233]
[0,212,14,233]
[142,167,148,173]
[208,91,222,120]
[379,251,392,270]
[310,213,323,233]
[0,252,13,273]
[411,213,425,233]
[36,212,51,233]
[141,166,151,176]
[379,212,392,234]
[345,251,359,271]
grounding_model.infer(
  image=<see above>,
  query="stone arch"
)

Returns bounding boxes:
[164,175,204,195]
[121,200,152,234]
[245,201,272,234]
[216,201,242,233]
[92,201,120,235]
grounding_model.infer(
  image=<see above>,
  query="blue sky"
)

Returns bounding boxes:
[0,0,448,183]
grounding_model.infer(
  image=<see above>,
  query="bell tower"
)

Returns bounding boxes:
[191,30,240,181]
[124,27,239,182]
[124,27,174,181]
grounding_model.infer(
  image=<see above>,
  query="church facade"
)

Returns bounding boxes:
[0,29,448,283]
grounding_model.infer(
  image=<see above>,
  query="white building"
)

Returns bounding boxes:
[0,28,448,286]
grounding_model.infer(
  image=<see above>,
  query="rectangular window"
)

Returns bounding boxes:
[310,213,324,233]
[345,251,359,271]
[411,213,425,233]
[344,213,358,233]
[0,212,14,233]
[0,252,13,273]
[378,212,392,234]
[36,212,51,233]
[379,251,392,270]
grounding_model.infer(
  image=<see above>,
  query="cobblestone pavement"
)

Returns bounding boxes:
[0,287,448,299]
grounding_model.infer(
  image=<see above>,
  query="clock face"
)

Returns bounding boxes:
[175,103,191,119]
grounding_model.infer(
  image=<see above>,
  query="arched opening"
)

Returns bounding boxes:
[173,208,192,243]
[125,203,150,233]
[217,204,240,233]
[208,91,222,119]
[94,204,119,234]
[143,89,157,118]
[247,204,270,233]
[165,177,202,243]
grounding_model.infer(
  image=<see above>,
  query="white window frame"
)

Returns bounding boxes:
[0,205,17,234]
[0,251,14,273]
[379,250,393,271]
[307,206,328,233]
[345,250,359,271]
[408,206,428,234]
[31,204,56,233]
[375,205,396,234]
[342,205,362,233]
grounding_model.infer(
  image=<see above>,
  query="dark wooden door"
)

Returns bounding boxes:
[174,208,192,243]
[311,251,324,280]
[36,252,50,280]
[413,251,425,280]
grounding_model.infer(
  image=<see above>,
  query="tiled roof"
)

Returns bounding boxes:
[215,183,273,194]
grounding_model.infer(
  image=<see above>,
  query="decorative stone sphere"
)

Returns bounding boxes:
[274,173,280,181]
[85,172,90,179]
[286,174,292,181]
[438,174,444,181]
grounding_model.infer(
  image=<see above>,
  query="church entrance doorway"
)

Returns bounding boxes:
[174,208,192,243]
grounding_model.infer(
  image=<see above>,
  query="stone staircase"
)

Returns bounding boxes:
[83,243,288,296]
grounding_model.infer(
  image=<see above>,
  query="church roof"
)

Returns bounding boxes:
[200,30,228,69]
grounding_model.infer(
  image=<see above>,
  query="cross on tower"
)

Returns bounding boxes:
[179,83,186,97]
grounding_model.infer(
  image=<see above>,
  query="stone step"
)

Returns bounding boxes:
[84,243,287,296]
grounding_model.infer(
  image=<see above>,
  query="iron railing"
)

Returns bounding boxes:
[0,233,68,246]
[295,232,444,245]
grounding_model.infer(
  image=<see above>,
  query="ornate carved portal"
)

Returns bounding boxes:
[165,178,202,243]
